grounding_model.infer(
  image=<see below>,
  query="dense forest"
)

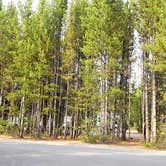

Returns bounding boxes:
[0,0,165,145]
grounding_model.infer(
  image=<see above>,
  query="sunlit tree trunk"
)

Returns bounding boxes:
[19,96,25,138]
[34,99,41,138]
[144,59,149,142]
[64,79,69,140]
[151,70,156,143]
[0,88,3,119]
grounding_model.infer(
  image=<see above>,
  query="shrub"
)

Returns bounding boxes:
[0,125,5,134]
[82,130,111,144]
[100,134,111,144]
[156,123,166,149]
[0,119,8,134]
[83,134,100,144]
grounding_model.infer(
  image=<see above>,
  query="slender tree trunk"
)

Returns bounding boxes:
[121,77,127,141]
[30,104,34,136]
[141,51,145,137]
[151,70,156,143]
[56,77,62,138]
[19,96,25,138]
[64,79,69,140]
[121,109,126,140]
[48,107,52,136]
[52,47,59,138]
[52,98,57,138]
[0,88,3,106]
[120,52,128,141]
[145,71,149,142]
[112,72,117,139]
[142,89,145,137]
[52,70,58,138]
[85,90,88,132]
[112,102,116,138]
[34,100,41,138]
[0,88,3,119]
[128,87,131,139]
[100,78,105,135]
[104,55,108,133]
[128,61,131,139]
[72,57,80,139]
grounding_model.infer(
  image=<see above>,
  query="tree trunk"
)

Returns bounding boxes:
[52,99,57,138]
[48,108,52,136]
[151,70,156,143]
[0,88,3,119]
[128,87,131,139]
[34,100,41,138]
[64,79,69,140]
[19,96,25,138]
[142,89,145,138]
[145,72,149,142]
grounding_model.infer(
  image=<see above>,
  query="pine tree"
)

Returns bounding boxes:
[134,0,166,143]
[62,0,88,138]
[0,2,20,128]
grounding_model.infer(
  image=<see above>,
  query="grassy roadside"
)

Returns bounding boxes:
[0,134,165,150]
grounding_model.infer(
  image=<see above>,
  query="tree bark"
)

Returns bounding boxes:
[151,70,156,143]
[0,88,3,119]
[19,96,25,138]
[64,79,69,140]
[34,100,41,138]
[145,70,149,142]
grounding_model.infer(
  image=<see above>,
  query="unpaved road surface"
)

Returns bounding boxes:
[0,139,166,166]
